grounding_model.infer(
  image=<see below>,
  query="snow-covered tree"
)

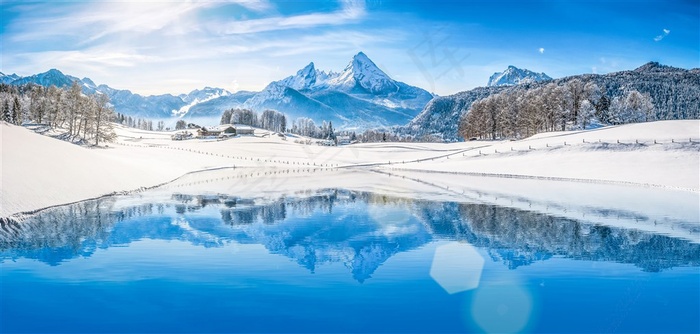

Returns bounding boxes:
[220,109,233,125]
[577,100,596,129]
[90,93,116,145]
[2,99,10,123]
[610,90,655,124]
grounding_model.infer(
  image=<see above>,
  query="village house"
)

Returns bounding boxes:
[233,125,255,135]
[171,131,193,141]
[197,125,236,138]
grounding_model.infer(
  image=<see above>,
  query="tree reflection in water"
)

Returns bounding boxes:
[1,189,698,277]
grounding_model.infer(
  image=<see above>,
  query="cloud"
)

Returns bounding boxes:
[220,0,366,35]
[654,28,670,42]
[538,47,545,54]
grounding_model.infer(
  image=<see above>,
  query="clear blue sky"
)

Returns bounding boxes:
[1,0,698,96]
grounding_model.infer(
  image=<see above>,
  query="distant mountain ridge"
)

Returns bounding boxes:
[400,62,700,141]
[1,69,195,118]
[487,65,552,86]
[2,52,434,129]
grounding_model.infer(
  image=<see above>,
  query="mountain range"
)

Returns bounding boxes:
[487,65,552,86]
[1,52,433,129]
[5,59,695,140]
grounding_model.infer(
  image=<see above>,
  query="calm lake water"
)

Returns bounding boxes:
[2,176,699,333]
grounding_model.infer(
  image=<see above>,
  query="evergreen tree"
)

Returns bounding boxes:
[12,96,21,125]
[2,99,10,122]
[595,94,611,124]
[327,121,336,141]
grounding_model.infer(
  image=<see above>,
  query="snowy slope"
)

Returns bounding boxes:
[2,120,698,219]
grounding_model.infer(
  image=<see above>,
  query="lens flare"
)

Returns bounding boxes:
[430,242,485,294]
[470,283,533,333]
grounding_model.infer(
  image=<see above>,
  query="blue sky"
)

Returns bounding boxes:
[1,0,698,96]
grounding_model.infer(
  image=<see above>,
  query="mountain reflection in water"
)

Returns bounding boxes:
[2,188,698,277]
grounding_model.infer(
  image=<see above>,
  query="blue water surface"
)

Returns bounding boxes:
[1,189,699,333]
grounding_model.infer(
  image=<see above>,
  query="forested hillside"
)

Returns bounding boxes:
[1,82,115,145]
[401,62,700,141]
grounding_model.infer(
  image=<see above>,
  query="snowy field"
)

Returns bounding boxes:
[1,120,699,218]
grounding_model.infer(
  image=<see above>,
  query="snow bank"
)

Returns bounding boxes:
[2,120,698,217]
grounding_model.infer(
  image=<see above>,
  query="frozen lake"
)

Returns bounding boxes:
[2,172,699,333]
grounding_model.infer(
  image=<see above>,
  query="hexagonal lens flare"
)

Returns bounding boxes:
[430,242,485,294]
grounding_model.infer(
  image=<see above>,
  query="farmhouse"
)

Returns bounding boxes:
[171,131,193,141]
[197,125,236,137]
[233,125,255,135]
[336,135,352,145]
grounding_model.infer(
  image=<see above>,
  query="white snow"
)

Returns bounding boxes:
[2,120,698,226]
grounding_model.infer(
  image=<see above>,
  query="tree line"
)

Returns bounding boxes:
[218,108,342,141]
[458,79,655,140]
[114,113,167,132]
[1,82,116,145]
[219,108,287,133]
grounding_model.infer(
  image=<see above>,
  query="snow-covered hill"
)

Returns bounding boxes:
[487,65,552,86]
[2,120,698,238]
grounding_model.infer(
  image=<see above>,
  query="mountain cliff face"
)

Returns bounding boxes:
[401,62,700,141]
[487,65,551,86]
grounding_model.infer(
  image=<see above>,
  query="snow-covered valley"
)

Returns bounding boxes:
[2,120,698,222]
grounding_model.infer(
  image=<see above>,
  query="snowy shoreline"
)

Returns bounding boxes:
[2,120,699,219]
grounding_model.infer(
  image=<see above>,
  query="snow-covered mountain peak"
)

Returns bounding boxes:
[487,66,552,87]
[0,72,20,84]
[633,61,684,73]
[81,77,97,89]
[300,62,315,75]
[279,62,328,91]
[173,86,233,116]
[329,51,398,95]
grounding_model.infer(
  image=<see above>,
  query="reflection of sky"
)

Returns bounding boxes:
[3,238,699,333]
